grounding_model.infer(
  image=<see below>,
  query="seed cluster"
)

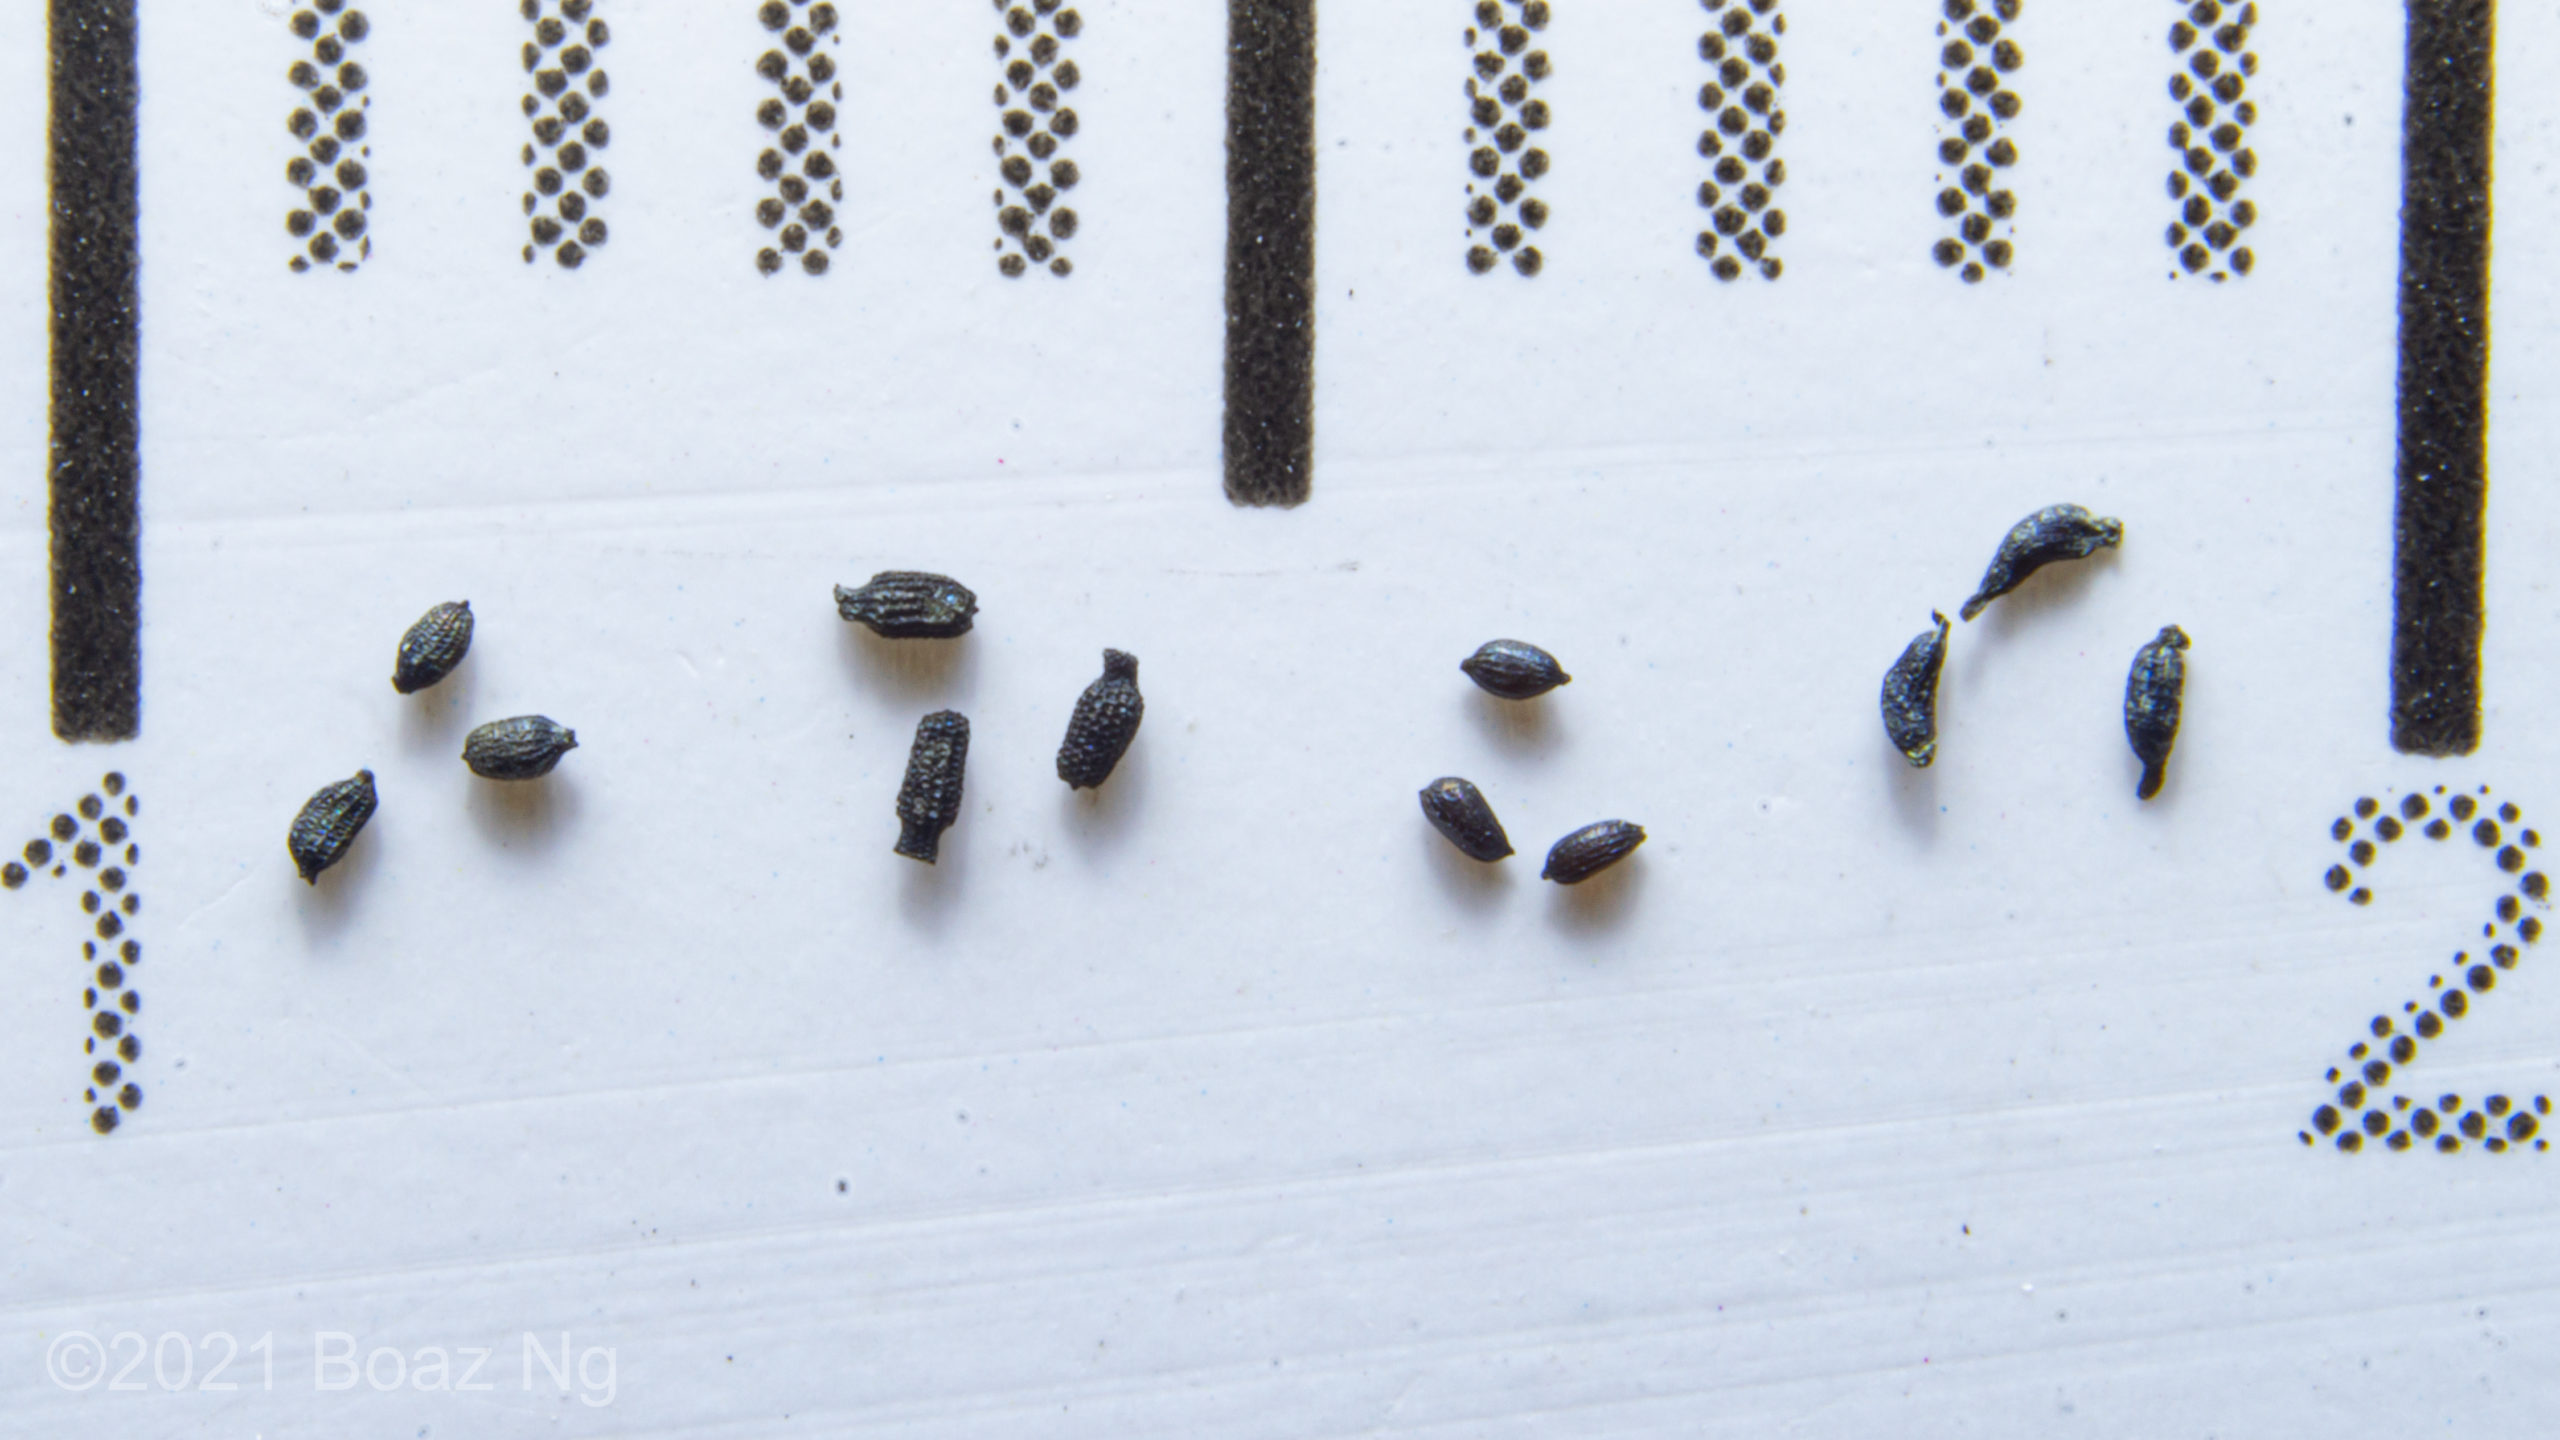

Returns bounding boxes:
[1463,0,1552,278]
[283,1,373,273]
[755,0,846,276]
[2,775,145,1136]
[520,0,613,269]
[1695,0,1786,282]
[2307,787,2552,1153]
[993,0,1083,278]
[1930,0,2022,283]
[2165,0,2257,280]
[1423,640,1643,886]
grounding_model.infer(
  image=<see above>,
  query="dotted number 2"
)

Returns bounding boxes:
[2308,786,2550,1154]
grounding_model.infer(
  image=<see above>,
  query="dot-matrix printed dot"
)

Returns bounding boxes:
[2302,786,2551,1154]
[1694,0,1785,282]
[993,0,1082,278]
[521,0,613,269]
[283,4,373,273]
[1463,0,1551,279]
[1930,0,2021,283]
[2165,0,2257,279]
[755,0,845,276]
[5,776,143,1137]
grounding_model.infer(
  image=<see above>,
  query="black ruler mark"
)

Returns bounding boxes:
[49,0,140,743]
[2165,0,2257,280]
[2391,0,2494,757]
[1223,0,1316,508]
[993,0,1084,278]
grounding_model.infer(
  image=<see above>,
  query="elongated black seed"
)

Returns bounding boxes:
[895,710,970,863]
[835,571,979,638]
[1881,610,1951,768]
[1461,639,1571,699]
[1420,777,1513,861]
[1542,819,1645,884]
[463,715,578,779]
[1057,649,1144,789]
[392,600,475,693]
[1958,503,2123,620]
[289,769,377,883]
[2125,624,2189,800]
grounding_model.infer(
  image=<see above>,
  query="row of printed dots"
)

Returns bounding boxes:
[756,0,846,275]
[994,0,1083,277]
[1463,0,1551,278]
[1,775,144,1136]
[283,2,372,272]
[522,0,612,269]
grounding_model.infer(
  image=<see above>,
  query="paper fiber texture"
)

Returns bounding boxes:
[2,2,2560,1434]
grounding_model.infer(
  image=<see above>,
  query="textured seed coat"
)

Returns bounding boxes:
[289,769,377,883]
[896,710,971,863]
[1420,777,1513,862]
[1881,611,1951,768]
[1461,640,1572,699]
[1959,504,2124,620]
[463,715,578,779]
[835,572,979,638]
[2125,624,2189,801]
[1057,650,1144,790]
[392,601,474,694]
[1542,820,1645,884]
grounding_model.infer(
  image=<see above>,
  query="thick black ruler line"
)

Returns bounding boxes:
[1223,0,1316,508]
[48,0,141,743]
[2391,1,2494,757]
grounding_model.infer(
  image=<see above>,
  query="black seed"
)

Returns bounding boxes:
[1420,777,1513,863]
[1056,650,1144,790]
[1881,611,1951,767]
[1542,820,1646,885]
[289,769,377,884]
[894,710,970,864]
[2125,625,2190,800]
[834,572,979,639]
[1460,639,1571,700]
[1958,504,2125,620]
[392,600,473,693]
[462,716,579,780]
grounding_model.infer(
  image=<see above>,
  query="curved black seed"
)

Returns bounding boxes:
[1460,639,1571,700]
[462,716,578,780]
[1881,611,1951,767]
[1420,777,1513,862]
[835,572,979,639]
[392,600,474,693]
[1056,650,1144,790]
[289,769,377,884]
[895,710,970,864]
[1958,504,2125,620]
[1542,820,1645,885]
[2125,625,2189,800]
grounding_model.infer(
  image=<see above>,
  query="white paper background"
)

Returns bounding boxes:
[3,1,2560,1433]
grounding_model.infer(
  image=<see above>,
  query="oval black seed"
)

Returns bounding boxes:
[895,710,970,864]
[289,769,377,884]
[1881,611,1951,767]
[835,571,979,639]
[1957,503,2124,621]
[462,716,578,780]
[2125,624,2189,800]
[392,600,474,693]
[1541,820,1645,885]
[1056,650,1144,790]
[1460,639,1571,700]
[1419,777,1513,862]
